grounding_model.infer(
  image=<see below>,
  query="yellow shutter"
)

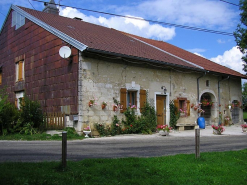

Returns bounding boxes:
[120,88,127,113]
[18,61,23,81]
[15,98,18,107]
[187,100,190,116]
[139,89,146,113]
[174,99,179,114]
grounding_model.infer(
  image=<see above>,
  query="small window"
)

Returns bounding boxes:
[127,91,137,107]
[206,80,210,87]
[174,98,190,117]
[15,91,24,109]
[12,11,25,30]
[16,60,24,82]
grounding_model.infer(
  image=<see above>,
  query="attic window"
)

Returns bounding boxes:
[12,11,25,30]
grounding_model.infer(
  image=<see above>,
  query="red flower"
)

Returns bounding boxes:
[130,124,133,127]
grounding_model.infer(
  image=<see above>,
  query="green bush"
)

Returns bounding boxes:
[19,96,44,131]
[111,115,121,136]
[169,101,180,128]
[0,89,20,135]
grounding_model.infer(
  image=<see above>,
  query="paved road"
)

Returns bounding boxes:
[0,135,246,162]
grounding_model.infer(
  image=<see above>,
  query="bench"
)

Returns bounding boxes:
[176,124,199,131]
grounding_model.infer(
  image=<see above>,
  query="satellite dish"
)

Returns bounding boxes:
[59,46,71,58]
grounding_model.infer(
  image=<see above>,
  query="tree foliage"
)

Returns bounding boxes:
[234,0,247,74]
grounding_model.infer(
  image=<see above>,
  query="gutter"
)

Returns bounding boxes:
[218,76,230,125]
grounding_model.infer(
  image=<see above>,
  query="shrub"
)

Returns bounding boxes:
[19,96,44,131]
[111,116,121,136]
[169,101,180,128]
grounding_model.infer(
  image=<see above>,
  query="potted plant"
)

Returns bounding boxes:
[241,124,247,132]
[88,97,97,107]
[102,101,107,109]
[212,125,225,135]
[156,125,172,136]
[224,116,231,126]
[83,126,91,137]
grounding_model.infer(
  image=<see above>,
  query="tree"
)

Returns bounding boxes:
[234,0,247,74]
[242,82,247,110]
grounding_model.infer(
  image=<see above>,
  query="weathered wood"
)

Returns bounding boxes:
[44,112,65,130]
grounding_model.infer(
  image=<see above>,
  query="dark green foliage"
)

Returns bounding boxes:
[234,0,247,74]
[0,89,20,135]
[110,115,121,136]
[122,103,157,134]
[94,123,108,136]
[19,96,44,131]
[169,100,180,128]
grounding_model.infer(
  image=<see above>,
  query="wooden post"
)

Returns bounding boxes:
[62,131,67,169]
[195,129,200,158]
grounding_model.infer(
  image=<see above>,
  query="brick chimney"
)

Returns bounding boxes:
[43,0,59,15]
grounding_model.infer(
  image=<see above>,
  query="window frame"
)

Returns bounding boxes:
[12,11,25,30]
[16,60,24,82]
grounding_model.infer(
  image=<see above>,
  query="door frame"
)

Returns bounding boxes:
[154,92,170,126]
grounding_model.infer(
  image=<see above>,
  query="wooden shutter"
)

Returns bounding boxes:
[15,98,17,107]
[18,61,23,81]
[187,100,190,116]
[174,99,179,114]
[120,88,127,113]
[140,89,146,113]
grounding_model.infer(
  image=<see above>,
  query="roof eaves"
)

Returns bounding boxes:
[12,5,88,51]
[86,48,205,72]
[129,36,204,70]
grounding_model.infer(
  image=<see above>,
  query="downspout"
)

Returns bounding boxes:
[218,76,230,125]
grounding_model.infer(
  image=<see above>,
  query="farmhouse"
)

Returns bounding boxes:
[0,2,246,134]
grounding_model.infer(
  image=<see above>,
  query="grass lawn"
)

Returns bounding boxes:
[0,149,247,185]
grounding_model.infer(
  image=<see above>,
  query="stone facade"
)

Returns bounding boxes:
[77,55,243,132]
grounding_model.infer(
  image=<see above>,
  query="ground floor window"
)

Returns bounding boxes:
[15,91,24,109]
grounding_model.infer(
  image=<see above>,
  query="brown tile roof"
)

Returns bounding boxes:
[19,6,246,78]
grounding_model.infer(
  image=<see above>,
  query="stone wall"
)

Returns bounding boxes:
[77,55,243,131]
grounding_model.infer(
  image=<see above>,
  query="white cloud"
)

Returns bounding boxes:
[217,39,226,44]
[187,48,206,53]
[119,0,238,30]
[60,7,176,41]
[210,46,245,74]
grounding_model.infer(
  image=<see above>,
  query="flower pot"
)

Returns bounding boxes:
[102,104,106,109]
[242,128,247,132]
[88,101,93,107]
[213,129,221,135]
[83,130,91,137]
[113,106,118,112]
[159,130,169,136]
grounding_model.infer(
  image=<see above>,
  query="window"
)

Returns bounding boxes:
[206,80,210,87]
[127,91,137,106]
[15,91,24,109]
[16,60,24,82]
[12,11,25,30]
[174,98,190,116]
[120,88,146,113]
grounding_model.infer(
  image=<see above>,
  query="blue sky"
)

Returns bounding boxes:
[0,0,245,75]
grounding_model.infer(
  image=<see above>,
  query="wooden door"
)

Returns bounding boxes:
[156,95,166,125]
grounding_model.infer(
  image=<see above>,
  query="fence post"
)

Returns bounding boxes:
[195,128,200,158]
[62,131,67,169]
